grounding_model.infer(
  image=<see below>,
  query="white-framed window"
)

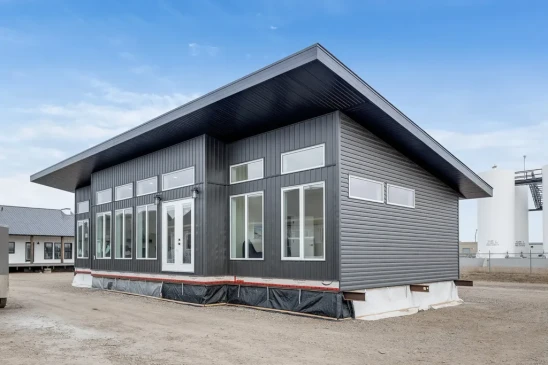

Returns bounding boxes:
[77,200,89,214]
[348,175,384,203]
[281,181,325,260]
[77,219,90,259]
[96,212,112,259]
[136,177,158,196]
[162,167,194,191]
[387,184,415,208]
[230,191,264,260]
[44,242,53,260]
[281,144,325,175]
[136,204,157,259]
[115,183,133,201]
[230,159,264,184]
[115,208,133,259]
[96,188,112,205]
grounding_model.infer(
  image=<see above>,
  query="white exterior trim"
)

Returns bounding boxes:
[161,166,195,191]
[229,158,264,184]
[229,191,264,260]
[386,183,416,209]
[348,175,385,203]
[96,188,112,205]
[115,183,133,201]
[136,176,158,197]
[281,143,325,175]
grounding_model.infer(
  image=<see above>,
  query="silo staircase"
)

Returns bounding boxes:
[515,169,543,211]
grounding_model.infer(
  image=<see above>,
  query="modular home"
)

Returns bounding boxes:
[0,205,75,270]
[31,44,491,319]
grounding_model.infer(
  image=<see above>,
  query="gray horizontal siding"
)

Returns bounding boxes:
[75,186,91,269]
[89,136,205,274]
[339,114,459,291]
[226,113,339,281]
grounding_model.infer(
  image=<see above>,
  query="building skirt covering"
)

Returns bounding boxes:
[77,272,353,319]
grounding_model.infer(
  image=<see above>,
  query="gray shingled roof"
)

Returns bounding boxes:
[0,205,74,236]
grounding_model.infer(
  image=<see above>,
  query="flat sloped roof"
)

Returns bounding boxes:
[0,205,74,236]
[30,44,492,199]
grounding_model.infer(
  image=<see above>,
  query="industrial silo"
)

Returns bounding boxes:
[514,185,529,254]
[477,168,515,258]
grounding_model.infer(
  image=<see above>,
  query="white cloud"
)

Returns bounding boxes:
[0,174,73,210]
[188,43,219,57]
[270,25,278,30]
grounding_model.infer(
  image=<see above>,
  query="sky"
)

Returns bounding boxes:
[1,0,547,241]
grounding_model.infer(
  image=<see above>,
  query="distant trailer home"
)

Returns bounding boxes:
[0,205,75,270]
[30,44,492,320]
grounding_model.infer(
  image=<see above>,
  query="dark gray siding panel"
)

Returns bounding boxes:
[89,136,205,275]
[339,114,459,291]
[204,136,229,276]
[227,113,339,281]
[75,186,91,269]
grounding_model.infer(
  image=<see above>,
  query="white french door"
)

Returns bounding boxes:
[162,198,194,272]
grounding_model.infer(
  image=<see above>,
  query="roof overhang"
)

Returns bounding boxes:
[30,44,492,199]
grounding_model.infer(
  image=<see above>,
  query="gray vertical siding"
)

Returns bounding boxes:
[89,136,205,274]
[75,185,91,269]
[339,114,459,291]
[226,113,339,281]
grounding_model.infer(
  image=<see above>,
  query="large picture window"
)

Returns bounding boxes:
[230,192,264,260]
[96,189,112,205]
[230,159,264,184]
[44,242,53,260]
[77,219,89,258]
[136,204,157,259]
[282,182,325,260]
[348,175,384,203]
[162,167,194,191]
[115,208,133,259]
[387,184,415,208]
[281,144,325,175]
[96,212,112,258]
[136,177,157,196]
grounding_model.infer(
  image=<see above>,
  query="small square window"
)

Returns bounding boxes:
[77,201,89,214]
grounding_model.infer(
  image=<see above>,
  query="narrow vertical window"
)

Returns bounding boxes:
[44,242,53,260]
[77,219,90,259]
[8,242,15,254]
[137,204,157,259]
[64,242,73,260]
[54,242,62,259]
[230,192,263,259]
[96,212,112,258]
[25,242,31,262]
[282,182,325,260]
[115,208,133,259]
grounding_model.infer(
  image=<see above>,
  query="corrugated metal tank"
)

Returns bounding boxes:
[542,165,548,253]
[477,168,515,258]
[514,185,529,253]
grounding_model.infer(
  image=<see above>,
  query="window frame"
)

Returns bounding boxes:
[229,191,264,261]
[25,242,31,262]
[229,158,264,185]
[115,183,133,201]
[115,207,133,260]
[54,242,62,260]
[280,181,326,261]
[64,242,73,260]
[162,167,195,192]
[136,177,158,197]
[8,242,15,254]
[44,242,53,260]
[77,200,90,214]
[96,188,112,205]
[77,219,89,259]
[96,211,112,259]
[281,144,325,175]
[348,175,385,203]
[136,204,158,260]
[386,184,416,209]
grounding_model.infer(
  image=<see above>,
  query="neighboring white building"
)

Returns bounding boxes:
[0,205,74,269]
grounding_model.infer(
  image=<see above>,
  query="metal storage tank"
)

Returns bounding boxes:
[514,185,529,254]
[542,165,548,254]
[477,168,515,258]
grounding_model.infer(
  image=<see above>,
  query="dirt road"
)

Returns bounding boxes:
[1,273,547,364]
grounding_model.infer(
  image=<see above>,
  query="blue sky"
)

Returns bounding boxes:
[1,0,547,241]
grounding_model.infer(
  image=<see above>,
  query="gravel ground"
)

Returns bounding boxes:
[1,273,547,365]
